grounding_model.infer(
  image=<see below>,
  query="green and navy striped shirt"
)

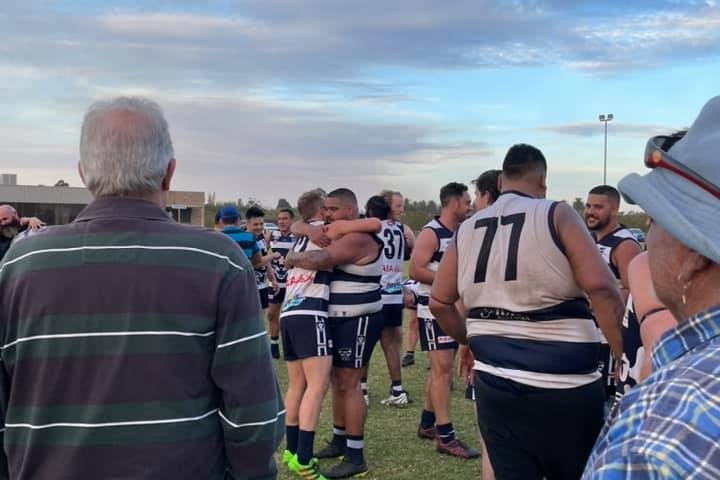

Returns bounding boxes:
[0,197,284,480]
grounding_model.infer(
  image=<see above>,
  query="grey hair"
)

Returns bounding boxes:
[79,97,174,197]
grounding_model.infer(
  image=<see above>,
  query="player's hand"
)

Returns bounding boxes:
[285,253,296,268]
[272,252,282,260]
[307,225,331,247]
[457,344,474,384]
[23,217,45,231]
[270,279,280,294]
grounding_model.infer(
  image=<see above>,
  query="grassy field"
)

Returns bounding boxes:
[272,318,483,480]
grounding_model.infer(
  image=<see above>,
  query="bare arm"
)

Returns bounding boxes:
[249,251,263,269]
[409,228,438,285]
[325,218,381,239]
[290,220,330,247]
[429,241,467,344]
[627,253,677,380]
[403,224,416,250]
[555,203,624,359]
[286,233,377,271]
[612,240,642,303]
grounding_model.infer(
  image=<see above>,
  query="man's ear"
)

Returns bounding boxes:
[161,159,176,192]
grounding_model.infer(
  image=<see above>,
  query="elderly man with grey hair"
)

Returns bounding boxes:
[0,97,284,480]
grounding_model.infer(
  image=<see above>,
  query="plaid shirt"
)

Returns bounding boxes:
[583,305,720,479]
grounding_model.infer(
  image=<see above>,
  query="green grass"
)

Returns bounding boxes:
[272,319,483,479]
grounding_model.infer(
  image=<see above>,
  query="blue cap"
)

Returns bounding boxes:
[219,206,239,222]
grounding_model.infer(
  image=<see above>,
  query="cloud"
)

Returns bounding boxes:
[538,122,680,138]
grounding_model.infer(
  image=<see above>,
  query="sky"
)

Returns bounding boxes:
[2,0,719,207]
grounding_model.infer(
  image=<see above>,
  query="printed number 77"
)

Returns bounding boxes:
[474,213,525,283]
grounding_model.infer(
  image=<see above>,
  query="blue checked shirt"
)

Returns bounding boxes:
[583,305,720,479]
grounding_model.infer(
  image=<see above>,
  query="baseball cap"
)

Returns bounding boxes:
[219,206,239,222]
[618,96,720,263]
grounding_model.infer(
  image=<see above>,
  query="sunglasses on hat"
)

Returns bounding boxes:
[645,136,720,199]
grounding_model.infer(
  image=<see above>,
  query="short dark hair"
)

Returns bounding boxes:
[297,189,325,221]
[439,182,468,207]
[245,205,265,220]
[502,144,547,180]
[328,188,358,208]
[589,185,620,205]
[473,169,501,202]
[278,208,295,219]
[365,195,390,220]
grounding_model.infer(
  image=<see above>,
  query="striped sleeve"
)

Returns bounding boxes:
[0,359,8,480]
[211,263,284,480]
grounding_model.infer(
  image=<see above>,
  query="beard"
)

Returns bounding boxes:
[585,215,609,232]
[1,217,22,239]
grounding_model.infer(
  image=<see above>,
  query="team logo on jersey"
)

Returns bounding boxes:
[382,282,403,295]
[282,294,304,312]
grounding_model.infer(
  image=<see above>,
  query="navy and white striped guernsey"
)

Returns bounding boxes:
[416,217,454,320]
[380,220,405,305]
[254,235,269,290]
[281,221,331,319]
[269,230,295,288]
[456,191,601,390]
[328,233,384,318]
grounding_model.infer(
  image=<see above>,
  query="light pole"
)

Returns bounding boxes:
[599,114,614,184]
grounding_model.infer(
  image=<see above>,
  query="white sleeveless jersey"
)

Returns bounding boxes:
[280,221,331,319]
[328,234,384,318]
[380,220,405,305]
[416,217,454,320]
[456,191,601,389]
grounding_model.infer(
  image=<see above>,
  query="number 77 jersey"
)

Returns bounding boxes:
[455,191,601,389]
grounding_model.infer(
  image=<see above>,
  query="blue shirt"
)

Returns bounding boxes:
[221,226,259,260]
[583,305,720,479]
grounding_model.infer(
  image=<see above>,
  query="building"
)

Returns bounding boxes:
[0,180,205,226]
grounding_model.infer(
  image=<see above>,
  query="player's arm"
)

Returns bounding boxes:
[290,220,331,247]
[627,253,677,380]
[429,241,466,344]
[324,218,381,239]
[248,252,263,268]
[555,202,624,359]
[612,240,642,303]
[403,224,416,250]
[409,228,437,285]
[286,233,376,271]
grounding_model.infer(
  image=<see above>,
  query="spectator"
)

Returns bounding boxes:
[0,206,44,260]
[583,96,720,479]
[0,97,284,479]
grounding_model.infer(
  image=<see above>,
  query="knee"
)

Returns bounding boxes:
[334,373,359,395]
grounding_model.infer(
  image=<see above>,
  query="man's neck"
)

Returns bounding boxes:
[279,229,291,236]
[438,211,458,231]
[594,222,621,242]
[500,179,540,199]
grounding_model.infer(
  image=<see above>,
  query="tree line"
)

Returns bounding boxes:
[204,196,648,232]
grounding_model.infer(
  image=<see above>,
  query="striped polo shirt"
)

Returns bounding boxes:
[0,197,284,480]
[221,225,259,260]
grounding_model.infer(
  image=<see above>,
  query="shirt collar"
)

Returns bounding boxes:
[652,305,720,369]
[73,197,173,223]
